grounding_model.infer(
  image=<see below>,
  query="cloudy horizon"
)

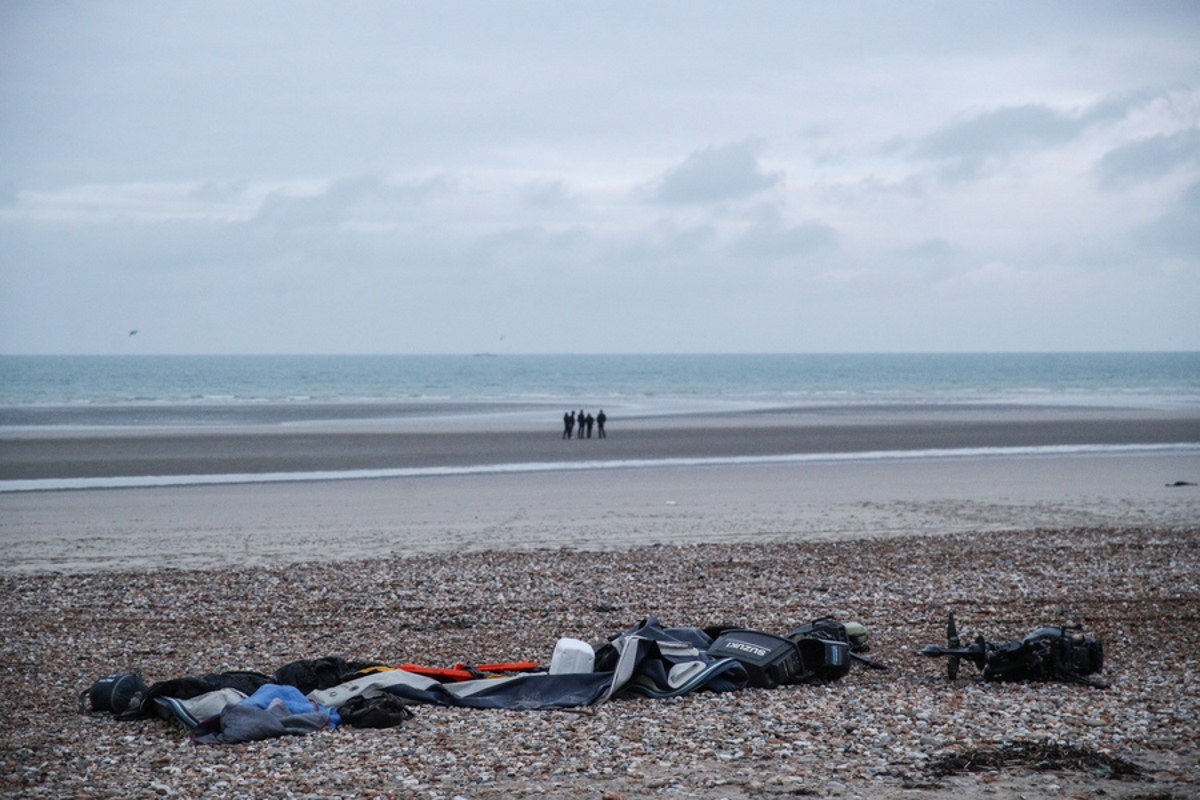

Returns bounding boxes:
[2,2,1198,355]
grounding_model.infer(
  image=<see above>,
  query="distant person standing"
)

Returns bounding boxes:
[596,409,606,438]
[585,412,594,438]
[578,409,586,439]
[562,411,574,439]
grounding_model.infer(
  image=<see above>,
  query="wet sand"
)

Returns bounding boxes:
[2,404,1198,480]
[1,405,1197,573]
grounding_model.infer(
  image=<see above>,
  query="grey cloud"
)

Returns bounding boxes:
[926,105,1079,154]
[1095,129,1200,188]
[1079,90,1161,127]
[734,211,836,259]
[913,94,1155,181]
[915,105,1080,180]
[522,179,575,209]
[899,238,962,260]
[615,222,719,268]
[252,175,451,228]
[465,225,577,263]
[1134,179,1200,255]
[190,179,249,202]
[5,216,292,277]
[891,237,972,285]
[253,181,373,229]
[651,143,782,205]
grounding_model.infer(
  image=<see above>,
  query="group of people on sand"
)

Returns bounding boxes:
[562,408,606,439]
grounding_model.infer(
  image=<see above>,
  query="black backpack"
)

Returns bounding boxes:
[787,616,870,651]
[80,672,148,716]
[338,694,415,728]
[787,616,889,672]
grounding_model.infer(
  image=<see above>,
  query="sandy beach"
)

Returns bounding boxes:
[2,404,1198,573]
[1,405,1198,798]
[2,449,1199,575]
[2,403,1198,482]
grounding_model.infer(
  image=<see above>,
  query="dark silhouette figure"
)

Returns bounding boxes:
[596,409,606,438]
[585,413,594,438]
[578,409,586,439]
[562,411,574,439]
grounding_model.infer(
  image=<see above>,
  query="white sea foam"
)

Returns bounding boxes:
[3,442,1197,493]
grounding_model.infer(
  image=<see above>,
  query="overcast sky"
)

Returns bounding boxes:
[2,2,1198,354]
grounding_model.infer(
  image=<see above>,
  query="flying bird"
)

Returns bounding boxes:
[129,330,138,336]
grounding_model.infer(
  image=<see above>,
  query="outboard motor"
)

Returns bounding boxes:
[920,612,1106,687]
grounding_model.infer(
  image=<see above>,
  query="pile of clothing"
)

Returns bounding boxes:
[82,616,872,744]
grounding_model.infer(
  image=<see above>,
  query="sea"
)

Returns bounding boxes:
[2,353,1197,491]
[2,352,1199,423]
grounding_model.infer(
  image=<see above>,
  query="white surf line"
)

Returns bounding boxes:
[2,442,1198,493]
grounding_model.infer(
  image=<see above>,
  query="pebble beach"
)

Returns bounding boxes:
[1,525,1197,799]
